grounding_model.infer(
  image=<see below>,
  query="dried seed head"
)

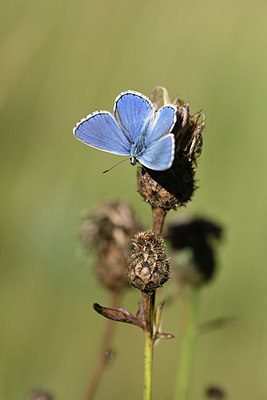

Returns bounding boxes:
[128,231,170,293]
[137,87,205,210]
[79,200,139,254]
[25,390,54,400]
[95,244,130,291]
[79,200,141,291]
[165,217,223,285]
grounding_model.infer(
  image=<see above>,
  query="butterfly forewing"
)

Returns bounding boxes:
[114,91,154,144]
[74,111,131,156]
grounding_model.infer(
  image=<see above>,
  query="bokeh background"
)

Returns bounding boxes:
[1,0,267,399]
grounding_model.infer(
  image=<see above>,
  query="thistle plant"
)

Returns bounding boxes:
[74,86,208,400]
[137,86,204,235]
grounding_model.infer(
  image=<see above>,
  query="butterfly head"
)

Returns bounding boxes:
[130,156,137,166]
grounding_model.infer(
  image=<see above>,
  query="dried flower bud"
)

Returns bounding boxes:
[128,231,169,293]
[206,386,226,399]
[165,217,223,285]
[166,217,222,250]
[137,87,205,210]
[25,390,54,400]
[79,200,141,291]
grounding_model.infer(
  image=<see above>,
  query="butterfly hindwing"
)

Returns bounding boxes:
[139,133,175,171]
[147,105,177,146]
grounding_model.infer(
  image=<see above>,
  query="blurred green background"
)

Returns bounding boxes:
[1,0,267,399]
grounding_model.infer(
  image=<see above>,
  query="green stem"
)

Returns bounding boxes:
[144,331,154,400]
[174,287,200,400]
[142,291,155,400]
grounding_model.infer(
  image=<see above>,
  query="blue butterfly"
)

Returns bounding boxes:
[73,90,177,171]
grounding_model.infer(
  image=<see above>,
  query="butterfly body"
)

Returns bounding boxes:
[73,90,177,171]
[130,128,149,158]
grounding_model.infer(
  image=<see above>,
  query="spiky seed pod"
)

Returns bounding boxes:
[79,200,141,291]
[128,231,170,293]
[137,87,205,210]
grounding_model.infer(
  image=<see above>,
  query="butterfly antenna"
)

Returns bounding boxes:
[103,157,130,173]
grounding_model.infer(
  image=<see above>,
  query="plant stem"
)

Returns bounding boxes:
[144,331,154,400]
[142,291,155,400]
[84,290,119,400]
[152,207,167,235]
[142,291,155,335]
[142,205,166,399]
[174,287,200,400]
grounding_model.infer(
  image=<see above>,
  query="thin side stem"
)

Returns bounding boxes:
[84,290,119,400]
[174,287,200,400]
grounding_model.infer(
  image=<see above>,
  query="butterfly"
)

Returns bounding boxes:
[73,90,177,171]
